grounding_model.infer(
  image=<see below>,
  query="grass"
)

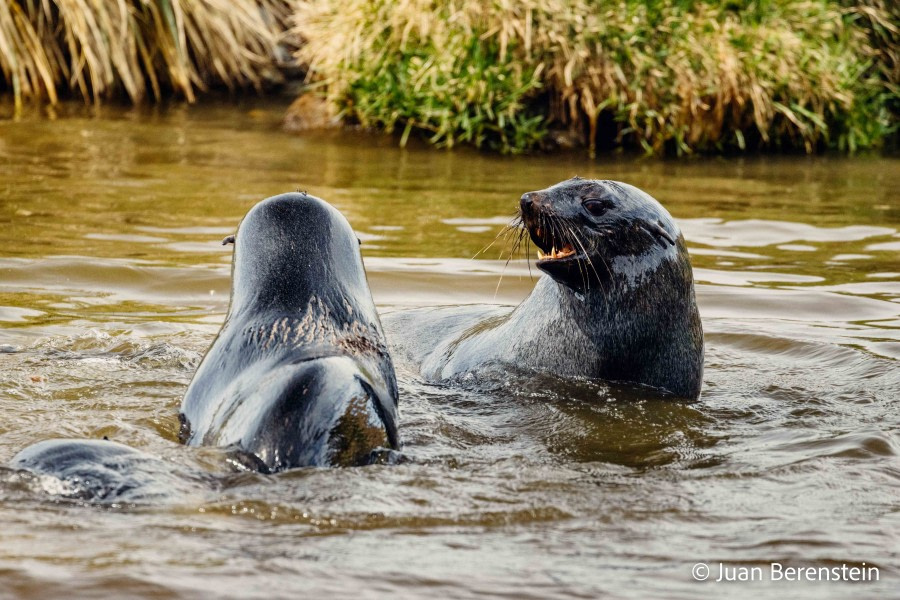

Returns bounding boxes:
[0,0,290,111]
[295,0,898,155]
[1,0,895,155]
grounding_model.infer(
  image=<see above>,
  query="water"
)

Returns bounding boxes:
[0,100,898,599]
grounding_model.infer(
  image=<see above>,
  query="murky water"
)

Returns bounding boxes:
[0,101,898,599]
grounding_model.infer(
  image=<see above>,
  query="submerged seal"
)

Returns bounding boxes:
[389,177,704,399]
[180,192,399,471]
[8,439,201,503]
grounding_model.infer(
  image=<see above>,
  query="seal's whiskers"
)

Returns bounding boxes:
[494,216,529,299]
[474,212,521,260]
[567,222,610,290]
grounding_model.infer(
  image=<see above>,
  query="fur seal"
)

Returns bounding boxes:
[8,439,201,502]
[388,177,704,399]
[179,192,399,471]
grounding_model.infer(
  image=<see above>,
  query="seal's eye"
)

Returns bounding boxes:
[582,198,614,217]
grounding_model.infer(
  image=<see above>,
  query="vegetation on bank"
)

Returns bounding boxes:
[0,1,896,155]
[297,0,898,154]
[0,0,289,109]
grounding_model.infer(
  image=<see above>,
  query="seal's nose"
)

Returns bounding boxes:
[520,192,538,213]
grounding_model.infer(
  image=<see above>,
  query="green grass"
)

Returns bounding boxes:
[296,0,898,155]
[2,0,895,155]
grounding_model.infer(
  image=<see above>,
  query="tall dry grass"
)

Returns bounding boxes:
[0,0,290,110]
[296,0,897,154]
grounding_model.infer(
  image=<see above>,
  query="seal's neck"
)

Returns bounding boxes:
[501,255,702,398]
[488,276,606,376]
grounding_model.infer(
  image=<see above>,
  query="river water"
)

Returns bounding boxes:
[0,101,897,599]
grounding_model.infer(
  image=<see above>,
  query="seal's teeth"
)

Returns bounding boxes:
[538,244,576,261]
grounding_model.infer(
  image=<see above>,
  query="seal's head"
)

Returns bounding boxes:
[517,177,703,399]
[520,177,683,293]
[231,192,372,321]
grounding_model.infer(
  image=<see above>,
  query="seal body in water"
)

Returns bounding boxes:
[180,192,399,471]
[8,439,203,503]
[387,178,703,399]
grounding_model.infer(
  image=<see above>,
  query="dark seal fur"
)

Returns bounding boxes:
[180,192,399,471]
[8,439,202,503]
[389,178,704,399]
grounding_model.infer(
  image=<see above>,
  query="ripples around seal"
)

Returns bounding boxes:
[0,102,898,598]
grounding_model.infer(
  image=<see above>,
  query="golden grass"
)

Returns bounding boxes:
[0,0,290,110]
[295,0,897,154]
[2,0,893,154]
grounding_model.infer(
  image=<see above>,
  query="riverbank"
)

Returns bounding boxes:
[1,0,897,156]
[297,0,898,155]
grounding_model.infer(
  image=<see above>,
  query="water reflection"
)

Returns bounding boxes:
[0,101,897,598]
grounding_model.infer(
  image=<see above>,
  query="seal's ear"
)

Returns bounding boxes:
[639,223,675,248]
[222,235,235,245]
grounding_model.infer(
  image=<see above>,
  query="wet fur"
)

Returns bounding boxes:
[180,193,399,471]
[388,178,704,399]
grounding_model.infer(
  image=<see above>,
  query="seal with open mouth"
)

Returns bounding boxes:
[387,177,703,399]
[180,192,399,471]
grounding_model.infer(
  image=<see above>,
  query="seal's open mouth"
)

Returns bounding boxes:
[530,226,581,263]
[536,245,576,260]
